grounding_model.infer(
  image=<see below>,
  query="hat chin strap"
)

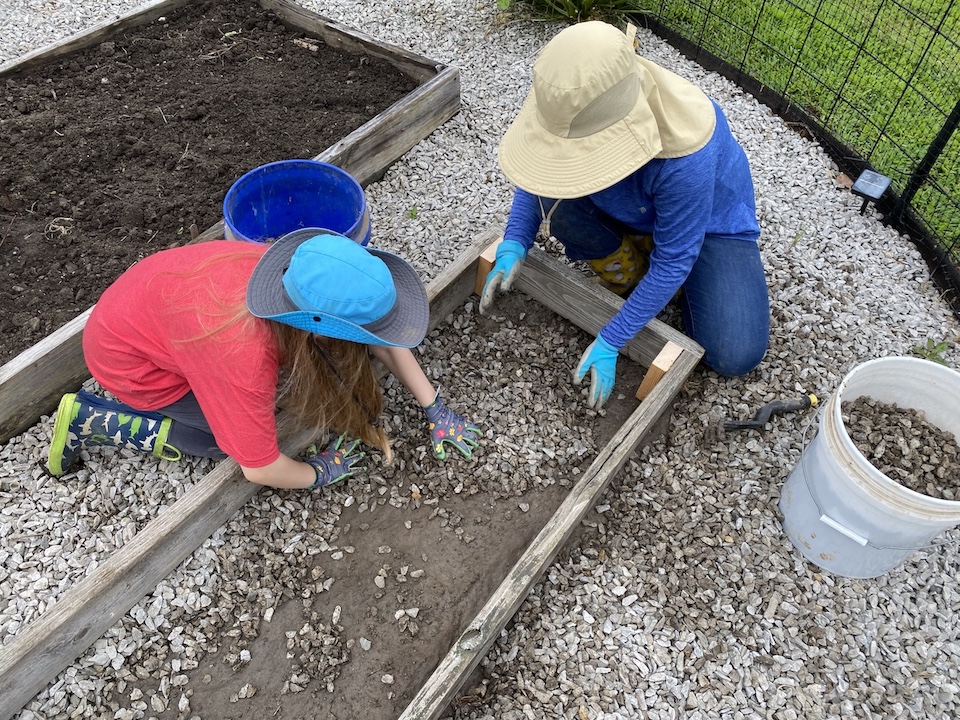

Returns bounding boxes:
[537,197,562,240]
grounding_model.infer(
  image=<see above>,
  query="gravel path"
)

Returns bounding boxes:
[3,2,960,720]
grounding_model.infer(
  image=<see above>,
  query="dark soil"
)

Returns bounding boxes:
[0,0,416,365]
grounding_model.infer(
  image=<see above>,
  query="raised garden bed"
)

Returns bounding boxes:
[0,3,705,718]
[0,0,460,443]
[0,229,704,719]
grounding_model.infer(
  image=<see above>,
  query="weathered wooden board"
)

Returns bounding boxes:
[0,0,192,75]
[262,0,441,83]
[0,417,313,720]
[0,0,438,83]
[0,0,460,444]
[258,0,461,187]
[637,341,685,401]
[515,249,700,368]
[0,310,93,450]
[400,357,698,719]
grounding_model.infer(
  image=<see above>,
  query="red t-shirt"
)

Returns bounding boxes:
[83,241,282,468]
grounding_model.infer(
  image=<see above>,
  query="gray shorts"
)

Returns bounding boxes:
[159,392,228,460]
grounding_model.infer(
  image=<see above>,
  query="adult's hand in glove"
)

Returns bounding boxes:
[423,391,482,460]
[573,334,620,410]
[479,239,527,314]
[305,434,366,488]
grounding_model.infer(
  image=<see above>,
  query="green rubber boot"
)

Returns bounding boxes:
[47,390,182,476]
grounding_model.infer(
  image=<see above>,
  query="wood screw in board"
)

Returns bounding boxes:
[636,341,684,401]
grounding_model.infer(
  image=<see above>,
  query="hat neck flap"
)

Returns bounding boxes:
[637,57,716,159]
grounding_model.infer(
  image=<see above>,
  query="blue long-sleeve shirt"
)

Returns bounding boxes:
[503,101,760,349]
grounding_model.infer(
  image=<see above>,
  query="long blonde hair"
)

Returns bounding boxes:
[159,246,392,462]
[272,322,392,463]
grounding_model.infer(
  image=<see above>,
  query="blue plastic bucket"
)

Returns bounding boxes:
[223,159,371,245]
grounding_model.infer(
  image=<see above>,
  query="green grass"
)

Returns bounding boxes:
[504,0,960,260]
[630,0,960,258]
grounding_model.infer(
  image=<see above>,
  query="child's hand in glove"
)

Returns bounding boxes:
[423,392,481,460]
[305,434,366,488]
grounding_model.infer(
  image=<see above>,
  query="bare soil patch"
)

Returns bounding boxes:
[0,0,415,364]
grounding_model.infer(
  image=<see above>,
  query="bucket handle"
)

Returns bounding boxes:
[797,406,958,552]
[817,514,869,546]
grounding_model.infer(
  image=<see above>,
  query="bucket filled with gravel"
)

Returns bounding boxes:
[779,356,960,578]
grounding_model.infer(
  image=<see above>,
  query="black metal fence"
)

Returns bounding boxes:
[632,0,960,315]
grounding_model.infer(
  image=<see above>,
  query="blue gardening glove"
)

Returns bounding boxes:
[479,239,527,314]
[573,334,620,410]
[305,434,366,489]
[423,391,482,460]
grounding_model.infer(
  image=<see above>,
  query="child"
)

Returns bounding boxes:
[47,229,481,488]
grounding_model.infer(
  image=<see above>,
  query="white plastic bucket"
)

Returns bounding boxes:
[779,357,960,578]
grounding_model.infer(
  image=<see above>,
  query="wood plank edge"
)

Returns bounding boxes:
[259,0,446,82]
[319,68,461,187]
[635,340,686,401]
[1,0,447,82]
[514,249,704,367]
[0,0,187,77]
[0,414,316,719]
[0,454,258,719]
[0,311,91,443]
[473,237,501,297]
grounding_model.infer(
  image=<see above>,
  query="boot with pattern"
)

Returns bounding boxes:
[47,389,182,476]
[588,234,651,296]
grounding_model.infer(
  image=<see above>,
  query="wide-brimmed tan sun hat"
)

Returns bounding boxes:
[498,21,717,199]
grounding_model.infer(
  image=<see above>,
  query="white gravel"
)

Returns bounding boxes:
[3,2,960,720]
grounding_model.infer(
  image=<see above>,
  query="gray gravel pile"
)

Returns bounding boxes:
[842,398,960,500]
[3,1,960,719]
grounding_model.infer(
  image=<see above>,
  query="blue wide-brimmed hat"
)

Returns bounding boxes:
[246,228,428,348]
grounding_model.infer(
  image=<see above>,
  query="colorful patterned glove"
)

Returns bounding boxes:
[305,434,366,488]
[423,392,481,460]
[573,334,620,410]
[479,239,527,314]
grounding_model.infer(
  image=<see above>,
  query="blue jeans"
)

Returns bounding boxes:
[544,196,770,376]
